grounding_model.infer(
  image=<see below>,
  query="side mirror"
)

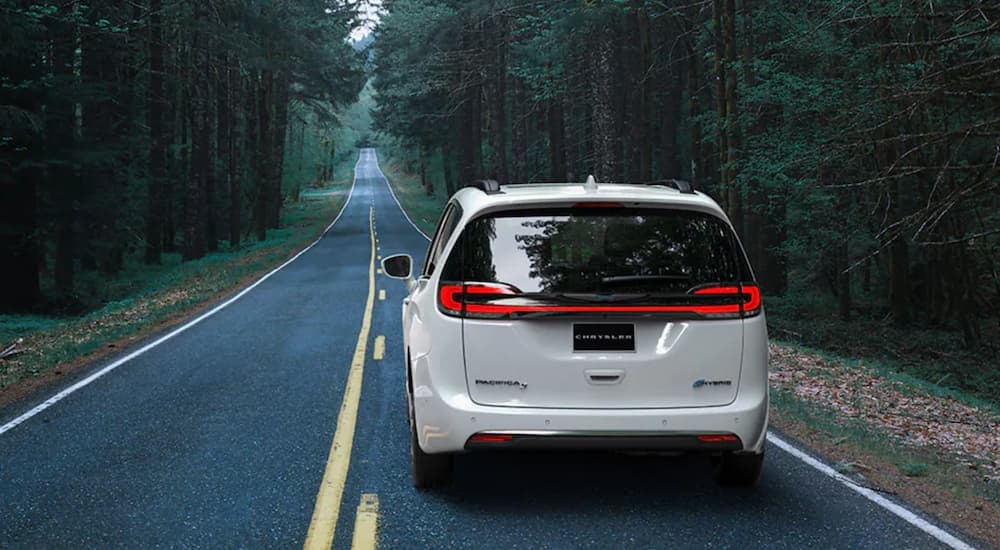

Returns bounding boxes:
[381,254,413,280]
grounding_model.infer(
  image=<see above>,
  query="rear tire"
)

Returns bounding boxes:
[712,451,764,487]
[409,405,453,489]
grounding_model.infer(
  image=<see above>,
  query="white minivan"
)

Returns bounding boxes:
[382,178,768,489]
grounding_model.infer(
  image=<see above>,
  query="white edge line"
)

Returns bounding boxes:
[766,433,974,550]
[0,153,364,437]
[370,151,431,241]
[371,148,975,550]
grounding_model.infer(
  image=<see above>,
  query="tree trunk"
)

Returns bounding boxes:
[205,58,218,252]
[294,118,306,201]
[548,99,567,182]
[837,240,851,322]
[490,15,508,182]
[254,69,271,241]
[145,0,165,264]
[0,177,40,310]
[590,22,614,180]
[184,2,209,260]
[659,64,681,179]
[331,142,337,183]
[612,17,627,182]
[712,0,729,210]
[83,0,128,275]
[442,144,456,196]
[457,43,482,185]
[511,79,528,182]
[419,143,432,195]
[685,38,702,188]
[51,7,77,294]
[637,7,652,181]
[723,0,742,234]
[875,18,910,324]
[166,36,187,254]
[887,190,911,323]
[742,0,767,285]
[215,54,232,251]
[229,65,242,248]
[950,218,981,348]
[269,75,289,229]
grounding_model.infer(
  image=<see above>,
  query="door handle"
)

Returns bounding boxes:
[585,369,625,385]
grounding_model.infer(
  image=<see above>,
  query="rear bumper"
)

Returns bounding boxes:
[413,388,768,455]
[464,431,743,452]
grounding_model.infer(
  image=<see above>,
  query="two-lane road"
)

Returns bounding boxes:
[0,150,974,549]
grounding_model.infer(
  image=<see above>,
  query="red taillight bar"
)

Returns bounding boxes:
[697,434,739,443]
[469,433,514,443]
[439,283,761,317]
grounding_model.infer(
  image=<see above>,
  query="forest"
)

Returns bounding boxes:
[0,0,366,312]
[1,0,998,399]
[371,0,999,396]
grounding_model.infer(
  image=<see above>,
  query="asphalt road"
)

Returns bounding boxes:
[0,150,975,549]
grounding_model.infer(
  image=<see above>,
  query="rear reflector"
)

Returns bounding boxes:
[469,433,514,443]
[697,434,739,443]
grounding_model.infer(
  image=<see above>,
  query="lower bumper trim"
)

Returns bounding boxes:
[464,431,743,452]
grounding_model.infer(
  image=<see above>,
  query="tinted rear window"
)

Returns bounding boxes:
[441,208,750,294]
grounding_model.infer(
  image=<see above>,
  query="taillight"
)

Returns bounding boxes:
[439,282,761,319]
[697,434,740,443]
[468,433,514,443]
[439,283,517,315]
[693,284,762,317]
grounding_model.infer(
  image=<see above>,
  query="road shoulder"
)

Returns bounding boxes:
[0,192,348,424]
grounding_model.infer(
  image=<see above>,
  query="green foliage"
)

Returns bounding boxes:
[371,0,999,403]
[0,0,366,312]
[898,461,931,478]
[769,292,1000,403]
[378,141,451,236]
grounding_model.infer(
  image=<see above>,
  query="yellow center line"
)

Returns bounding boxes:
[350,494,380,550]
[303,206,376,550]
[373,336,385,361]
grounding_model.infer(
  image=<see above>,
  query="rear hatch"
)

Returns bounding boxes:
[437,204,759,409]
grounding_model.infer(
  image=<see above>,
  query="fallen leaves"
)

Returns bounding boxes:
[770,343,1000,484]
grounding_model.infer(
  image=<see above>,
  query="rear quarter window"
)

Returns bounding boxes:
[422,203,463,277]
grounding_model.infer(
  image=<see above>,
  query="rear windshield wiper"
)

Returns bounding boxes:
[554,293,656,304]
[600,274,690,285]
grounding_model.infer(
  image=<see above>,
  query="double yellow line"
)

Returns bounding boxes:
[303,207,380,550]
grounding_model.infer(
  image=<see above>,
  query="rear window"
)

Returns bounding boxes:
[440,207,751,295]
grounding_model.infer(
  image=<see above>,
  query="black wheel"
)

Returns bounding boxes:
[409,400,453,489]
[712,451,764,487]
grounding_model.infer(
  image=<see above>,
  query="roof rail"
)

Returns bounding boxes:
[640,179,695,194]
[465,179,502,194]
